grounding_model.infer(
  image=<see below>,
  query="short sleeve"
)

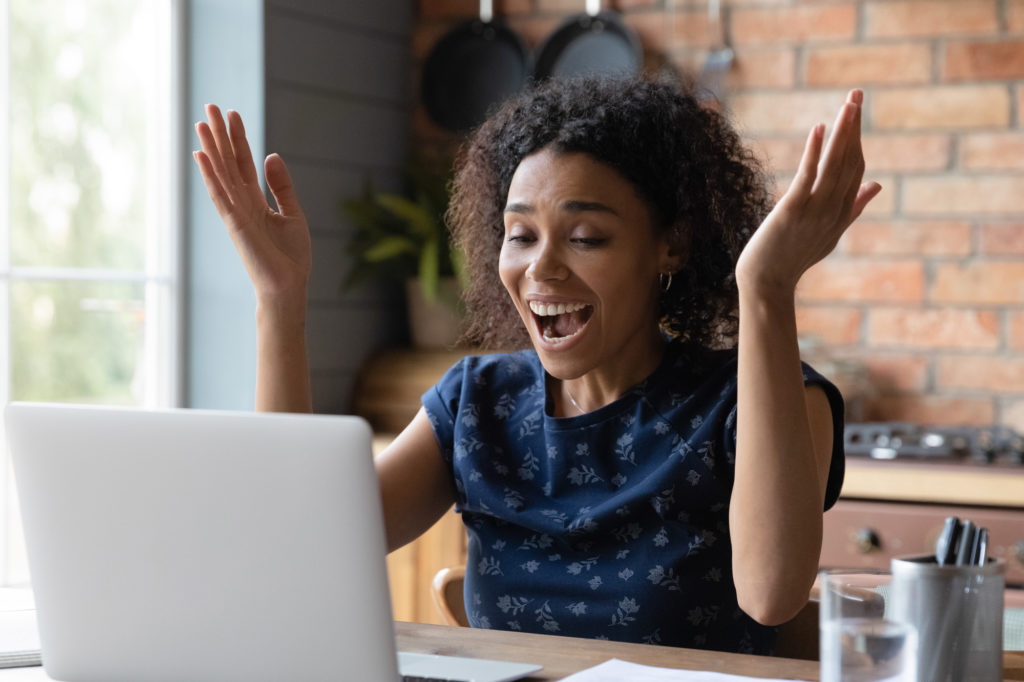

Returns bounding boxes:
[421,356,469,466]
[801,364,845,511]
[721,364,845,511]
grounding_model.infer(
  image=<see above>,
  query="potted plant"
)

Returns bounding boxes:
[343,157,465,349]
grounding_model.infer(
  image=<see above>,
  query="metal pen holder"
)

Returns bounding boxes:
[890,555,1005,682]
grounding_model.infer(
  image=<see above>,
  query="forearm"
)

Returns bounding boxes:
[731,285,826,625]
[254,293,312,413]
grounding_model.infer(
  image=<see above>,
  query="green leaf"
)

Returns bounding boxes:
[364,236,418,262]
[418,237,440,302]
[376,194,437,239]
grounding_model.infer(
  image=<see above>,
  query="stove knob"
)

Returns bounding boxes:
[854,528,882,554]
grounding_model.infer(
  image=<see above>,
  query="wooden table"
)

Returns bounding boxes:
[0,622,1020,680]
[395,621,1024,681]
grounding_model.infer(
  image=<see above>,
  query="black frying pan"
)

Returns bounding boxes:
[421,0,530,132]
[533,0,642,81]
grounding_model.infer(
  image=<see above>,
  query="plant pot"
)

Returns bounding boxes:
[405,278,463,349]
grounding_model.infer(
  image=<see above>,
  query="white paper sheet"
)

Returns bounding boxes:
[556,658,811,682]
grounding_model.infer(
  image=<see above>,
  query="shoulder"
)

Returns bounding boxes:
[424,350,542,414]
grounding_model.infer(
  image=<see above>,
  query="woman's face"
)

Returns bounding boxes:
[499,148,675,382]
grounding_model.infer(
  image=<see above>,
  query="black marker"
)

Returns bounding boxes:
[956,520,977,567]
[935,516,961,566]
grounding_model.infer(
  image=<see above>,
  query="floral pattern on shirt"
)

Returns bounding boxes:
[423,342,844,655]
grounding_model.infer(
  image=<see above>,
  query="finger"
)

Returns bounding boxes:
[265,153,304,218]
[226,110,261,188]
[849,181,882,221]
[205,104,243,188]
[193,150,231,217]
[195,121,241,209]
[814,97,859,196]
[786,123,825,202]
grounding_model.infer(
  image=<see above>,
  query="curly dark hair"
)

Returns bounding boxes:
[448,75,772,351]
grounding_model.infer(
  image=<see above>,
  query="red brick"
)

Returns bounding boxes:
[868,308,1000,350]
[860,355,930,393]
[797,259,925,303]
[731,5,857,46]
[732,90,850,135]
[938,355,1024,393]
[795,306,864,345]
[864,395,995,426]
[1009,312,1024,350]
[419,0,477,20]
[904,176,1024,215]
[864,1,998,39]
[871,86,1010,130]
[842,220,971,256]
[1010,0,1024,33]
[670,9,715,50]
[412,22,454,60]
[806,44,932,87]
[1000,399,1024,431]
[723,48,795,89]
[933,262,1024,304]
[535,0,578,13]
[981,223,1024,255]
[863,134,952,172]
[749,138,806,173]
[960,132,1024,170]
[752,134,950,174]
[506,15,563,47]
[944,40,1024,81]
[622,12,676,52]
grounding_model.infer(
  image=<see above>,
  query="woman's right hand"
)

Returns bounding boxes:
[193,105,311,305]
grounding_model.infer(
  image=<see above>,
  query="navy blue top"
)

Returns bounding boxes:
[422,341,844,655]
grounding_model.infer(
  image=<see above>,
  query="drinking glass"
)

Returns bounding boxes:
[819,568,918,682]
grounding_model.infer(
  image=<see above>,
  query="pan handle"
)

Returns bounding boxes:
[586,0,601,18]
[480,0,493,23]
[708,0,721,37]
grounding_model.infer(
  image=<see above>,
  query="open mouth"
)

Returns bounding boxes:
[528,301,594,343]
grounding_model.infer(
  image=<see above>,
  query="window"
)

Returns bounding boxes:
[0,0,180,585]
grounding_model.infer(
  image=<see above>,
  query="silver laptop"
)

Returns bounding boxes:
[4,403,540,682]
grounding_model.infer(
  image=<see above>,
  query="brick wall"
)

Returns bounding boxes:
[414,0,1024,429]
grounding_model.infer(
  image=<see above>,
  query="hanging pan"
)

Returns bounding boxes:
[533,0,642,81]
[421,0,530,132]
[699,0,734,102]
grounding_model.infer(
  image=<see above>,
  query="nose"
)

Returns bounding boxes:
[526,240,568,281]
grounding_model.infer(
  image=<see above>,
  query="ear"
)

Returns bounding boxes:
[658,222,689,275]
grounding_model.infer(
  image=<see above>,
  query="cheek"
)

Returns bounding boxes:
[497,247,519,298]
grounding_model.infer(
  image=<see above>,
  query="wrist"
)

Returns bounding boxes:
[255,289,307,334]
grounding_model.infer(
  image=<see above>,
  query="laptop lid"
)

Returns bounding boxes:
[5,403,401,682]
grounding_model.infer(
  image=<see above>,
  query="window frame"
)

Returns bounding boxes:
[0,0,184,586]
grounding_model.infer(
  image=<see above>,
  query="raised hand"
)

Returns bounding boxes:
[193,105,311,303]
[735,89,882,296]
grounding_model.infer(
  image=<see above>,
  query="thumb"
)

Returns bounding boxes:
[264,153,303,217]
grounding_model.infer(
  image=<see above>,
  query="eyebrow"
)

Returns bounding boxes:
[503,200,620,216]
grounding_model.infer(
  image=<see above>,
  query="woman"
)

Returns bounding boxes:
[194,76,879,655]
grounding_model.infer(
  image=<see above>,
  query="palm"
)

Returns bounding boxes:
[194,105,311,299]
[736,90,880,294]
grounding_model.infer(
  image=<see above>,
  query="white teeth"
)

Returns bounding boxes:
[529,301,588,316]
[542,327,582,343]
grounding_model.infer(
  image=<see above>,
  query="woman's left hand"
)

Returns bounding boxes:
[735,89,882,296]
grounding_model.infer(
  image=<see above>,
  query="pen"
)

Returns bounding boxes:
[955,520,977,567]
[935,516,961,566]
[974,527,989,566]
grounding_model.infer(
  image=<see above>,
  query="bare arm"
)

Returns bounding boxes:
[376,408,458,552]
[193,106,312,413]
[730,89,881,625]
